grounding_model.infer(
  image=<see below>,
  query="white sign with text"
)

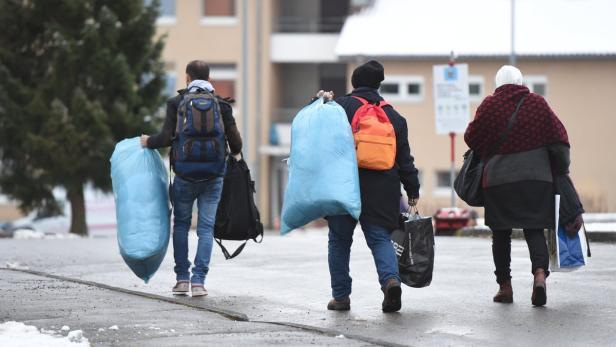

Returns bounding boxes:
[433,64,470,134]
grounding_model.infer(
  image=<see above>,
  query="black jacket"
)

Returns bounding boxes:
[483,144,570,230]
[335,87,420,230]
[147,89,242,155]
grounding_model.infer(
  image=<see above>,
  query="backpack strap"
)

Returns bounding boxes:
[215,238,248,260]
[352,96,369,105]
[352,95,389,108]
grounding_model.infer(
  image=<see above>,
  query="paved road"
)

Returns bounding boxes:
[1,230,615,346]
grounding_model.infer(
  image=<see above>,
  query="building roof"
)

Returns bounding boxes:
[336,0,616,59]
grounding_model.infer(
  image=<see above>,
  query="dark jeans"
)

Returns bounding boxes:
[327,215,400,301]
[492,229,550,284]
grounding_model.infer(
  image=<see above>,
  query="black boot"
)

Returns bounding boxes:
[382,278,402,313]
[531,269,547,307]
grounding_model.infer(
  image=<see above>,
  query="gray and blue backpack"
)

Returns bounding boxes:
[172,89,227,180]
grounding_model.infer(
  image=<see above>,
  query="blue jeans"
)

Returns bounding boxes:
[327,215,400,301]
[172,176,224,285]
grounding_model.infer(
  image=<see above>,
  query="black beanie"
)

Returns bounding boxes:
[351,60,385,89]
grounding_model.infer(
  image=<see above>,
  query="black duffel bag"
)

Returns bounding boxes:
[454,95,526,207]
[390,209,435,288]
[454,149,485,207]
[214,155,263,259]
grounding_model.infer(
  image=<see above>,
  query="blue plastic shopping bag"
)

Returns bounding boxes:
[110,137,170,282]
[281,98,361,234]
[557,225,585,268]
[548,195,587,271]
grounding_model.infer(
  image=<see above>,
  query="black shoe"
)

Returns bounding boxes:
[532,269,547,307]
[382,278,402,313]
[327,298,351,311]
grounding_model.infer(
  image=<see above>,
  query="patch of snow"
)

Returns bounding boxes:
[337,0,616,57]
[61,326,70,331]
[97,328,104,332]
[584,213,616,223]
[108,325,119,330]
[585,223,616,232]
[12,229,81,240]
[424,326,473,337]
[0,321,90,347]
[13,229,45,239]
[67,330,84,343]
[335,334,346,339]
[5,262,30,270]
[41,328,57,335]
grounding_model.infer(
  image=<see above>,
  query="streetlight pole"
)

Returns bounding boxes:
[448,51,456,208]
[510,0,516,66]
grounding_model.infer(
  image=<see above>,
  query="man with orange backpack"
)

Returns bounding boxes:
[318,60,420,313]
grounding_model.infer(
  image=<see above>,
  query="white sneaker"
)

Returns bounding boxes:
[172,281,189,295]
[191,285,208,297]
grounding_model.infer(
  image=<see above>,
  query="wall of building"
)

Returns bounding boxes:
[348,58,616,213]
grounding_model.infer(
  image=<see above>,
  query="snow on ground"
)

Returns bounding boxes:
[13,230,81,240]
[0,321,90,347]
[4,262,30,270]
[585,223,616,232]
[584,213,616,223]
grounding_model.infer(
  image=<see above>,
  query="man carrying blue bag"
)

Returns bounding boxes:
[319,61,421,313]
[141,60,242,297]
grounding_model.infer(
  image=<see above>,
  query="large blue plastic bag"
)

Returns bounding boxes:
[281,98,361,234]
[110,137,170,282]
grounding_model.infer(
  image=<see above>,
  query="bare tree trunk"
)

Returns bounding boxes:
[67,185,88,236]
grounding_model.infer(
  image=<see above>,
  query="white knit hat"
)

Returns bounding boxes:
[495,65,524,88]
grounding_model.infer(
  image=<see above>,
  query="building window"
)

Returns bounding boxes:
[163,72,177,97]
[434,169,459,196]
[525,76,548,97]
[379,75,424,103]
[468,75,484,103]
[532,83,547,96]
[407,83,421,96]
[436,170,452,189]
[145,0,176,25]
[201,0,237,26]
[210,64,237,99]
[380,83,399,95]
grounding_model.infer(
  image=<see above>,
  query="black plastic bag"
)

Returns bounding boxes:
[390,210,435,288]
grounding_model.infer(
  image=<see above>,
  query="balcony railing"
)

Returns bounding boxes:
[274,16,346,33]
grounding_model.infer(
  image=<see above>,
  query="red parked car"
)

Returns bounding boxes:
[433,208,472,234]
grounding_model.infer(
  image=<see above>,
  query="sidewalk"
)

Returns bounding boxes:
[0,269,370,347]
[2,232,616,346]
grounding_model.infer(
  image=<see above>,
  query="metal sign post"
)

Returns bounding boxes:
[433,53,470,208]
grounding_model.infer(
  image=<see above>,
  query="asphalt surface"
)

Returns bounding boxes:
[1,230,616,346]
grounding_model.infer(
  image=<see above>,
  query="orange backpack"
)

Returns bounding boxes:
[351,96,397,170]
